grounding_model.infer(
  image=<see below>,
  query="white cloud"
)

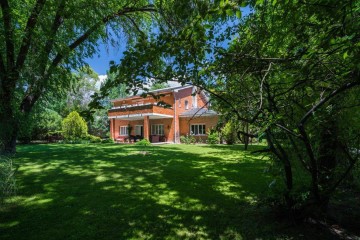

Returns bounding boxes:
[96,75,108,89]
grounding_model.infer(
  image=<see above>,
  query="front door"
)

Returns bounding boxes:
[135,125,143,137]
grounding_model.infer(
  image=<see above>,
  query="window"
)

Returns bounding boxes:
[135,125,143,136]
[120,126,128,136]
[192,95,196,108]
[190,124,206,135]
[151,124,164,135]
[185,100,189,110]
[178,99,181,108]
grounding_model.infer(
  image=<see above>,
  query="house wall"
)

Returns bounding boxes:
[109,86,217,143]
[109,105,174,117]
[179,115,219,141]
[113,93,174,107]
[112,118,175,142]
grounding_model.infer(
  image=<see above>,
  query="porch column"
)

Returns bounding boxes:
[111,118,116,140]
[143,116,150,140]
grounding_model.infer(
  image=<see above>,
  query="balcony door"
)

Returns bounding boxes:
[135,125,143,137]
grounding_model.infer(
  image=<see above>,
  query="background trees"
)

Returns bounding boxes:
[0,0,164,153]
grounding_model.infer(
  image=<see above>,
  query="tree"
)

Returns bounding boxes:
[94,0,360,220]
[62,111,88,140]
[0,0,160,154]
[207,0,360,219]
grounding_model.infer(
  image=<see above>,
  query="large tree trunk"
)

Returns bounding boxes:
[0,100,18,155]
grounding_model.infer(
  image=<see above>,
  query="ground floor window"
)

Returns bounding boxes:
[135,125,143,136]
[151,124,164,135]
[191,124,206,135]
[120,126,128,136]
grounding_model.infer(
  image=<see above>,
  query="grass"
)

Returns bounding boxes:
[0,144,333,239]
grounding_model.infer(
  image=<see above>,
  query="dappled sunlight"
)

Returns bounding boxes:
[0,144,282,239]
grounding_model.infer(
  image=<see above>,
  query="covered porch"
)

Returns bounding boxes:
[109,113,174,143]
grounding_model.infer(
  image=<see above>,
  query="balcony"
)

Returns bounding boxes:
[108,103,174,120]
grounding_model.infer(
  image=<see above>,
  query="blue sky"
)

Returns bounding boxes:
[85,41,126,76]
[85,6,252,76]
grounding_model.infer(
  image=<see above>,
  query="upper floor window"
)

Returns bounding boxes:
[185,100,189,110]
[190,124,206,135]
[178,99,181,108]
[192,95,197,108]
[120,126,128,136]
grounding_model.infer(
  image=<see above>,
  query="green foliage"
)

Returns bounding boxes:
[207,131,219,144]
[221,122,237,145]
[135,139,151,146]
[0,155,16,205]
[61,111,88,141]
[87,135,102,143]
[101,138,114,144]
[180,134,196,144]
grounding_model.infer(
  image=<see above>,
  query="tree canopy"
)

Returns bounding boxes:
[94,0,360,219]
[0,0,208,153]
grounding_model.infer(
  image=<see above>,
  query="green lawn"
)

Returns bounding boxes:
[0,144,331,239]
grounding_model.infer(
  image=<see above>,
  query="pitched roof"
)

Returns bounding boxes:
[111,85,193,102]
[179,108,218,118]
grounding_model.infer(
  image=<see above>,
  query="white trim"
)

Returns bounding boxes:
[179,113,218,118]
[135,125,143,136]
[190,124,206,135]
[185,100,189,110]
[119,126,128,136]
[151,124,165,135]
[108,113,173,119]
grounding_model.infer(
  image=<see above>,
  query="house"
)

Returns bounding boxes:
[108,85,219,143]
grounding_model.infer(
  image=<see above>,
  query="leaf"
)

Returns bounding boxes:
[236,10,242,19]
[226,9,234,17]
[343,51,348,59]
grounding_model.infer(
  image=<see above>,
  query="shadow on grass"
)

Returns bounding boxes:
[0,144,331,239]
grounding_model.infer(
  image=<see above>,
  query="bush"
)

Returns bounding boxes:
[180,134,196,144]
[101,138,114,144]
[58,139,89,144]
[61,111,88,140]
[88,135,101,143]
[207,131,219,144]
[221,122,237,145]
[135,139,151,146]
[0,155,16,205]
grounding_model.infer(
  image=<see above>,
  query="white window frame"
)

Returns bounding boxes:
[190,124,206,135]
[178,99,181,108]
[151,124,164,135]
[120,126,128,136]
[135,125,143,136]
[185,100,189,110]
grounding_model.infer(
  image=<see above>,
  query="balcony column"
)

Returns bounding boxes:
[143,116,150,140]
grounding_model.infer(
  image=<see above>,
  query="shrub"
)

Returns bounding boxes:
[0,155,16,205]
[180,134,196,144]
[221,122,237,145]
[135,139,151,146]
[101,138,114,144]
[207,131,219,144]
[88,135,101,143]
[61,111,88,140]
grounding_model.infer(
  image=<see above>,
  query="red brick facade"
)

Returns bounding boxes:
[108,86,218,143]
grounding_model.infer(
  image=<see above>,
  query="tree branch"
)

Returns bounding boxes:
[1,0,15,71]
[15,0,47,70]
[299,79,360,126]
[47,5,156,76]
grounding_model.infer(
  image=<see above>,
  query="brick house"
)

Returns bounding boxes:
[108,85,219,143]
